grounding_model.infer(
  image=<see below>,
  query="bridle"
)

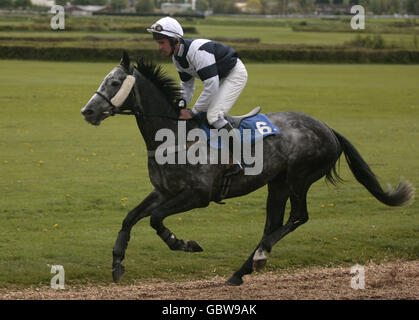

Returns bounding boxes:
[94,65,179,121]
[94,65,142,117]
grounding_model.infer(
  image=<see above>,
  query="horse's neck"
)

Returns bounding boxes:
[135,116,179,152]
[135,76,179,152]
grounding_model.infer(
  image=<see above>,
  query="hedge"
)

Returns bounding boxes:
[238,48,419,63]
[1,45,419,63]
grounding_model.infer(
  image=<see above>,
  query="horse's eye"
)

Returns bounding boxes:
[111,81,120,87]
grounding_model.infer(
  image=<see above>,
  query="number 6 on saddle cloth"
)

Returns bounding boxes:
[194,107,280,149]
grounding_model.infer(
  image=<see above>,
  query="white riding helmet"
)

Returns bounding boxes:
[147,17,184,40]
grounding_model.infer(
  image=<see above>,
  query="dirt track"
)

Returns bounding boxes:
[1,260,417,300]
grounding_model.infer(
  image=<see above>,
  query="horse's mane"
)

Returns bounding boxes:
[134,58,181,105]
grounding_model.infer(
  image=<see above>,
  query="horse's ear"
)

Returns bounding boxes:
[120,51,130,71]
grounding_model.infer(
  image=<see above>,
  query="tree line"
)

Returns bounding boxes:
[0,0,418,15]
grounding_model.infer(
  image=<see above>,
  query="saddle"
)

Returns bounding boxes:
[226,107,261,128]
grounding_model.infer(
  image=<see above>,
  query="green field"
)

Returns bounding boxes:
[0,59,418,288]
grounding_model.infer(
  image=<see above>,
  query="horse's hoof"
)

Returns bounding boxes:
[252,248,267,271]
[184,240,204,252]
[226,275,243,286]
[112,263,125,282]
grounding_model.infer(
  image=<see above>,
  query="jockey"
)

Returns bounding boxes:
[147,16,248,175]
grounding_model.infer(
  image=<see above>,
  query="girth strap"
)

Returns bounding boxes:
[147,144,188,158]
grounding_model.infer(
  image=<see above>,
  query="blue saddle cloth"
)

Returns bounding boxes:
[195,112,280,149]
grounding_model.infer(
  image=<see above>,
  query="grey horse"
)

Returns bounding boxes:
[81,52,414,286]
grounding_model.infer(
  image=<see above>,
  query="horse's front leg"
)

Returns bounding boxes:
[112,189,164,282]
[149,188,205,253]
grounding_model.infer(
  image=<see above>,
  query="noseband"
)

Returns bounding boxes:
[94,91,119,115]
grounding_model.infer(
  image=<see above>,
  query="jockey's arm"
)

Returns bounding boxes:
[179,72,195,106]
[190,50,220,116]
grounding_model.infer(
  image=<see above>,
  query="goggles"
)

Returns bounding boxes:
[150,24,164,32]
[147,24,183,38]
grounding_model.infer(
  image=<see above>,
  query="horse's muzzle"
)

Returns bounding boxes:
[81,106,103,126]
[81,108,94,116]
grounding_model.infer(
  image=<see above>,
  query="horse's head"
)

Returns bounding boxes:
[81,52,135,126]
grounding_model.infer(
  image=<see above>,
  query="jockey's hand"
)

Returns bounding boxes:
[178,108,193,120]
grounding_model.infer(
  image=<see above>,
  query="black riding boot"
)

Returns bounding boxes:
[220,122,243,177]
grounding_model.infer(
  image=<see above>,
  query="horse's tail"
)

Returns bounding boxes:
[332,129,414,207]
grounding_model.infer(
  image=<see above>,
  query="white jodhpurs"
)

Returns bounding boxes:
[206,59,248,128]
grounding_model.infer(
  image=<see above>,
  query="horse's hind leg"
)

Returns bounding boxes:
[257,172,311,259]
[259,162,334,256]
[226,178,290,286]
[228,185,309,286]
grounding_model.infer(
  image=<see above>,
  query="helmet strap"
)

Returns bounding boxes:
[169,38,179,56]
